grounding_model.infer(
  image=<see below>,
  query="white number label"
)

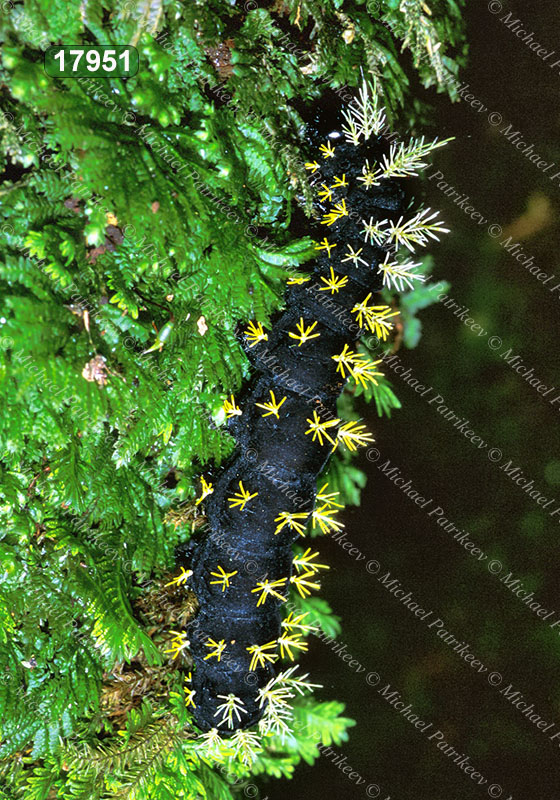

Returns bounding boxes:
[119,50,130,72]
[53,50,64,71]
[86,50,101,71]
[102,50,117,71]
[69,49,83,71]
[47,46,137,76]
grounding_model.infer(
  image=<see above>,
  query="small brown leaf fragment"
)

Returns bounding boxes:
[64,197,82,214]
[86,244,107,264]
[82,355,108,387]
[206,38,235,79]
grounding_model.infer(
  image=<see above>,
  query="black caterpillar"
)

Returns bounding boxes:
[179,83,447,736]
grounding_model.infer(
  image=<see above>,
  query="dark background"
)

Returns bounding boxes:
[270,2,560,799]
